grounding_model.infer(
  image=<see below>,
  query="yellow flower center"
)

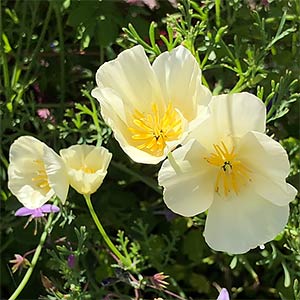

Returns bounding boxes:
[205,141,251,197]
[32,160,51,193]
[80,165,96,174]
[129,103,182,157]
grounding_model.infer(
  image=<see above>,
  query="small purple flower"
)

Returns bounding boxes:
[15,204,60,218]
[67,254,76,269]
[217,288,230,300]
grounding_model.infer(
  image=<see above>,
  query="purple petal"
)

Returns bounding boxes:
[217,288,230,300]
[15,207,35,217]
[31,208,44,218]
[15,204,60,219]
[40,204,60,214]
[68,254,76,269]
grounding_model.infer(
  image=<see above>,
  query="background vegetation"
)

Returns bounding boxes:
[1,0,300,299]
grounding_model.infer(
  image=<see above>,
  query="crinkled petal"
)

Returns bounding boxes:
[67,170,107,195]
[85,145,113,171]
[8,136,55,209]
[9,180,54,209]
[190,93,266,149]
[8,136,44,165]
[91,87,128,124]
[92,46,210,165]
[204,188,289,254]
[60,145,112,195]
[93,45,162,112]
[238,131,297,206]
[158,139,215,216]
[92,87,167,164]
[44,146,69,204]
[153,45,211,121]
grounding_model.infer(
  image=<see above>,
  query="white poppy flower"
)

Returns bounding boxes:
[8,136,69,209]
[60,144,112,195]
[158,92,297,254]
[91,45,211,164]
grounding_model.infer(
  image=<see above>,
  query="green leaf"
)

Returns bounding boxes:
[5,8,19,24]
[183,230,204,262]
[2,33,12,53]
[282,262,291,288]
[95,16,118,47]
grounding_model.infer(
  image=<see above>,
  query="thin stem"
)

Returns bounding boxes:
[81,89,102,146]
[83,194,126,264]
[229,77,246,94]
[0,0,11,102]
[167,152,182,174]
[215,0,221,28]
[8,208,57,300]
[53,1,66,115]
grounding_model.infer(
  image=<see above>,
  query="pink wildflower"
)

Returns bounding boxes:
[9,254,30,273]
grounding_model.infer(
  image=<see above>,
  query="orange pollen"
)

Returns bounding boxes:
[204,141,251,197]
[128,102,182,157]
[32,159,51,193]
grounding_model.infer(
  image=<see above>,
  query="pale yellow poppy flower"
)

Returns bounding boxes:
[158,92,297,254]
[91,45,211,164]
[8,136,69,209]
[60,145,112,195]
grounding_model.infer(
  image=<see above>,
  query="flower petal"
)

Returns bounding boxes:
[91,87,129,124]
[85,145,113,171]
[92,88,164,164]
[217,288,230,300]
[31,208,44,218]
[92,46,210,165]
[190,93,266,149]
[158,139,215,217]
[60,144,112,195]
[204,188,289,254]
[238,131,297,206]
[40,204,60,213]
[44,146,69,204]
[8,136,55,209]
[153,45,211,121]
[15,207,34,216]
[93,45,162,112]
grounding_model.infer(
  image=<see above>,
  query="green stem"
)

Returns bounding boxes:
[53,1,66,115]
[81,89,102,146]
[230,76,247,94]
[0,0,11,102]
[8,207,57,300]
[215,0,221,28]
[83,194,125,263]
[167,152,182,174]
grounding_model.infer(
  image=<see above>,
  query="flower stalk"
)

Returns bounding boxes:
[83,194,127,265]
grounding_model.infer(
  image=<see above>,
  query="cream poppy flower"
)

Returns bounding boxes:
[91,45,211,164]
[8,136,69,209]
[158,92,297,254]
[60,144,112,195]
